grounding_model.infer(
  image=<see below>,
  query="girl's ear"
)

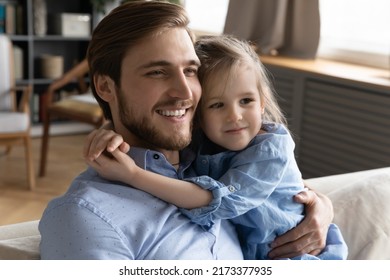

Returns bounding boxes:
[94,75,116,102]
[260,103,265,114]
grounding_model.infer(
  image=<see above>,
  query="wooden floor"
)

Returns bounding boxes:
[0,133,89,226]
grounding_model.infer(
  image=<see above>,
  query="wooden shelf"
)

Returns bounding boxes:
[260,55,390,92]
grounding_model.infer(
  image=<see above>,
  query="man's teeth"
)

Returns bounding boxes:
[159,109,186,117]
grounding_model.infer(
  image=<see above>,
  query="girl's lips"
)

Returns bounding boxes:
[225,127,245,133]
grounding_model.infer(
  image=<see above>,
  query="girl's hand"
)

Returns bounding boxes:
[83,128,130,161]
[86,148,139,184]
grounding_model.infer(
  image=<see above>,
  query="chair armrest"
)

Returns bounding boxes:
[11,85,33,113]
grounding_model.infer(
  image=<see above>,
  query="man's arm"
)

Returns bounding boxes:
[267,187,333,259]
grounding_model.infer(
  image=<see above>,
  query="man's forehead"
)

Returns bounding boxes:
[123,29,199,68]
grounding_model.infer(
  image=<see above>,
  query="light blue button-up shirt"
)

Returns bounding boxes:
[182,123,348,260]
[39,147,243,260]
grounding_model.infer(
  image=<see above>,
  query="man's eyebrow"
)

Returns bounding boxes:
[190,59,201,67]
[138,59,201,70]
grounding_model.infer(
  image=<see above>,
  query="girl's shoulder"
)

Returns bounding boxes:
[250,122,295,155]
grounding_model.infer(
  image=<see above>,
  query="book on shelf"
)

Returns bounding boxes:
[0,2,18,35]
[15,2,23,34]
[5,3,15,34]
[0,4,5,33]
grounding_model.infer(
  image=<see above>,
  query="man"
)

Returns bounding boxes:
[39,1,332,259]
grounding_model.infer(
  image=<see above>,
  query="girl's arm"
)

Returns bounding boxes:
[85,144,212,209]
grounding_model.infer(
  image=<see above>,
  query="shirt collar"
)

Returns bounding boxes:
[129,146,196,177]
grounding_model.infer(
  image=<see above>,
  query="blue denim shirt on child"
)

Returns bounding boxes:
[182,122,348,260]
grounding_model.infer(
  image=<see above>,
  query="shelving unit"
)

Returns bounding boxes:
[1,0,94,127]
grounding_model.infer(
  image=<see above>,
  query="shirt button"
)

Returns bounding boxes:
[228,186,236,192]
[153,154,160,160]
[201,159,207,165]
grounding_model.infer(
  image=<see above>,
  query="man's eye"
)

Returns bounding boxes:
[146,70,164,77]
[185,67,198,76]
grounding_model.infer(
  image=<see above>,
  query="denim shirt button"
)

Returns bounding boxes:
[228,185,236,192]
[153,154,160,160]
[201,159,207,165]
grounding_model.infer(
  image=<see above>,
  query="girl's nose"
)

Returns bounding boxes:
[226,106,243,122]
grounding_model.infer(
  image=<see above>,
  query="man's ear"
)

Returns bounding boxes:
[94,75,116,102]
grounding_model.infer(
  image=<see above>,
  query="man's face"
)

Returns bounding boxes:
[113,28,201,151]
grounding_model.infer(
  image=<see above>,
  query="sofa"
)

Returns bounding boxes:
[1,167,389,260]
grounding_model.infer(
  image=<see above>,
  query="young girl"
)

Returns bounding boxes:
[86,35,347,260]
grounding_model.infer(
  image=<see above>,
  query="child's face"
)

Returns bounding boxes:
[200,63,263,151]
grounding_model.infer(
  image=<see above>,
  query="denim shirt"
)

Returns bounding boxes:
[181,123,348,260]
[39,147,243,260]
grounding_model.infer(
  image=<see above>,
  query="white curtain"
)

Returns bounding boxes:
[223,0,320,59]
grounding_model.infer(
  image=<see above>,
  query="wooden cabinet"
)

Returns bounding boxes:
[262,56,390,178]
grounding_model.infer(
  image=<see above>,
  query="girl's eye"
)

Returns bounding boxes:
[240,98,254,105]
[209,102,223,109]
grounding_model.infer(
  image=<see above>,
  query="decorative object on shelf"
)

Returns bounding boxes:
[50,13,91,37]
[33,0,47,36]
[40,55,64,79]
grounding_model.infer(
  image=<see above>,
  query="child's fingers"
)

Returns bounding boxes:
[110,148,129,162]
[86,129,120,160]
[106,134,126,152]
[83,129,98,159]
[119,142,130,153]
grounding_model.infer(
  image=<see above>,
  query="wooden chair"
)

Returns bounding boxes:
[0,35,35,190]
[39,59,105,177]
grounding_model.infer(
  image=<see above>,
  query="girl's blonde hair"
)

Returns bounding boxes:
[195,35,286,126]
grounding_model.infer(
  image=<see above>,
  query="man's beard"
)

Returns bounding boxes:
[118,92,192,151]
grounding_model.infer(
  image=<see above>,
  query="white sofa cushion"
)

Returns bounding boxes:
[0,220,40,260]
[307,167,390,260]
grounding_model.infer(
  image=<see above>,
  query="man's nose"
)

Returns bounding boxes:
[169,73,193,99]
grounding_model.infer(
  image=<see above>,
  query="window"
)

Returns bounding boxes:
[184,0,230,35]
[318,0,390,69]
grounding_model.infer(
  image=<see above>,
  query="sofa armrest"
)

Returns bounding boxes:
[0,220,40,260]
[306,167,390,260]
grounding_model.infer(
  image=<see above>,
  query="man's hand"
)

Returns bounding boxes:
[267,188,333,259]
